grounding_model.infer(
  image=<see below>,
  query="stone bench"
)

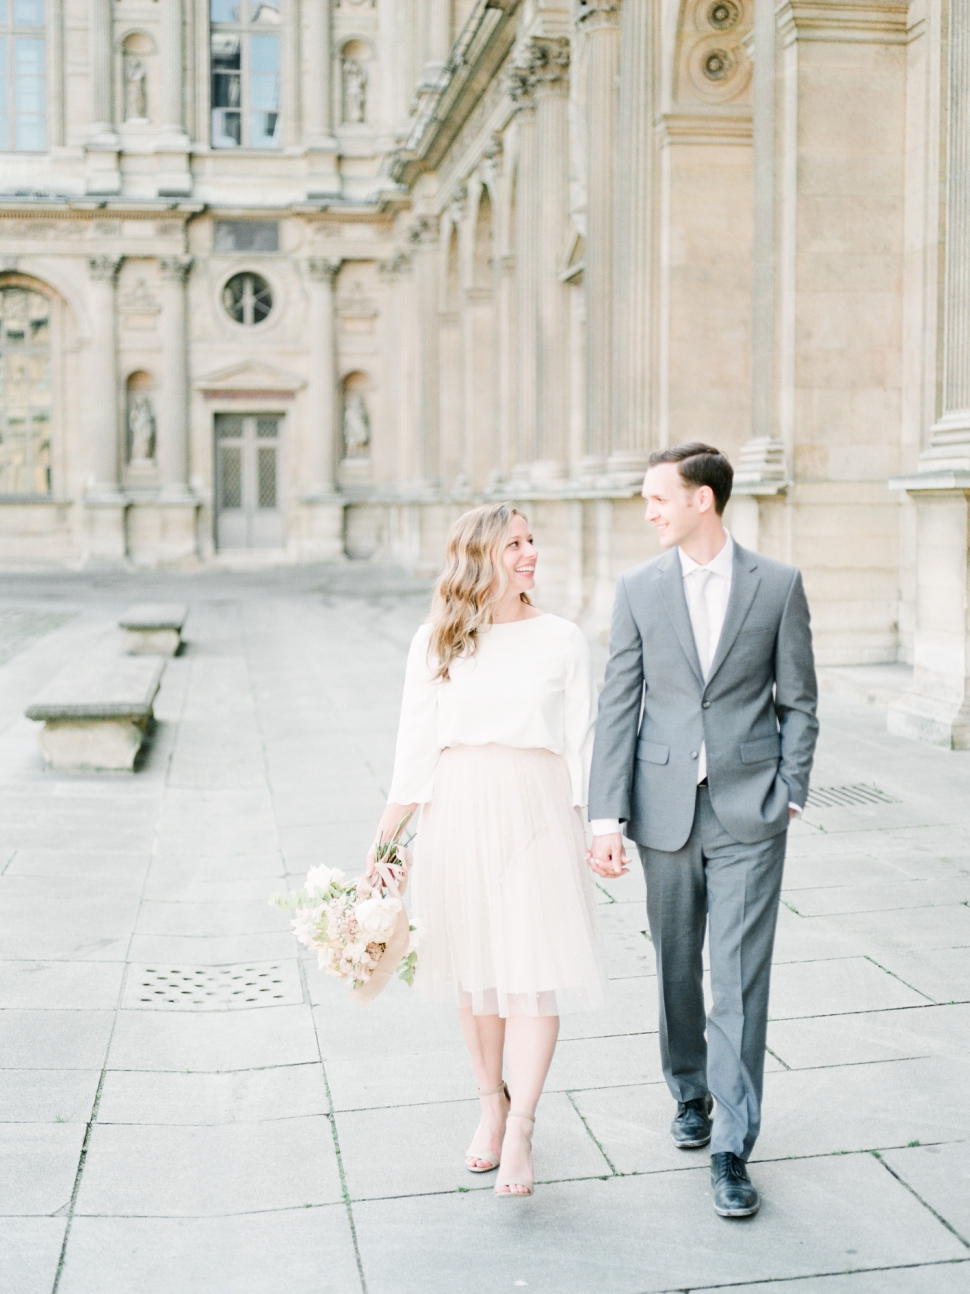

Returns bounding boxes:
[119,603,187,656]
[25,657,165,771]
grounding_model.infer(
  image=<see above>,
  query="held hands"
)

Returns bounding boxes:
[586,832,631,879]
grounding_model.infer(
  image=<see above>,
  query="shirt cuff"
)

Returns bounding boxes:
[590,818,623,836]
[789,802,802,816]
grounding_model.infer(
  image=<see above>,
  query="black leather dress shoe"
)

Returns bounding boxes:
[711,1152,760,1217]
[671,1093,714,1148]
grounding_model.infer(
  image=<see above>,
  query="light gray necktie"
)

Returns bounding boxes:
[693,568,712,678]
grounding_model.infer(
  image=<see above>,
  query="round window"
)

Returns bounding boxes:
[222,272,273,326]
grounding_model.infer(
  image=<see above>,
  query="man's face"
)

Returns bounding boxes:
[642,462,703,549]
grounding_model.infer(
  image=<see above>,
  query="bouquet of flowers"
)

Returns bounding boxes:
[270,815,421,1006]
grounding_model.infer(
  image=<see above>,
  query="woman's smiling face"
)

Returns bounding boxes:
[500,514,537,595]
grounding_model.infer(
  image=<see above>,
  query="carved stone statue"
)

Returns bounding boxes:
[128,393,156,463]
[124,57,148,122]
[343,58,367,124]
[343,391,370,458]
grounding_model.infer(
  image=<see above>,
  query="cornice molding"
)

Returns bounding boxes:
[390,0,523,186]
[775,0,911,46]
[655,108,753,146]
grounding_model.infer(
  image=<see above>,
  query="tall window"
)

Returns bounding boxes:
[211,0,280,149]
[0,287,52,496]
[0,0,46,152]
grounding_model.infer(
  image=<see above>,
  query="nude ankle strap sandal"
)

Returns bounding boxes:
[495,1111,535,1198]
[464,1081,511,1174]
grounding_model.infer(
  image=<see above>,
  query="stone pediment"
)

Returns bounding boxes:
[194,361,307,397]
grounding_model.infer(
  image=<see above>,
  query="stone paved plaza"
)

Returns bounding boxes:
[1,567,969,1294]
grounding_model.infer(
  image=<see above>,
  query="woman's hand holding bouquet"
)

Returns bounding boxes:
[270,812,421,1005]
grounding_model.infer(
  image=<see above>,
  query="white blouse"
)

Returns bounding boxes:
[387,614,597,809]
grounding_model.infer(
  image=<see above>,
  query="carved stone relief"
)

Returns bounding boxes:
[676,0,752,105]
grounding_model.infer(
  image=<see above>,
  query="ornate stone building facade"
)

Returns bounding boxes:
[0,1,968,745]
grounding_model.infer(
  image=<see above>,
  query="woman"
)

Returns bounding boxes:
[369,503,608,1198]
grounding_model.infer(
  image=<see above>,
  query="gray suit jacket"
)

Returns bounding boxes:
[588,541,819,851]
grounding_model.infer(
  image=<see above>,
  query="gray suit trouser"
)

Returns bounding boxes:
[638,785,786,1160]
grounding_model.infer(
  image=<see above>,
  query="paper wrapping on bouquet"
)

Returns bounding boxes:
[350,845,412,1009]
[350,905,411,1008]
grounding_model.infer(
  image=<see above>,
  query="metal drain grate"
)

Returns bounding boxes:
[132,963,296,1010]
[806,784,900,809]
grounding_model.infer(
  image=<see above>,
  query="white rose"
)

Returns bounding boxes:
[306,865,345,894]
[346,939,370,962]
[355,895,403,940]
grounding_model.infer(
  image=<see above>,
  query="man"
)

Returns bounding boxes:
[587,443,818,1218]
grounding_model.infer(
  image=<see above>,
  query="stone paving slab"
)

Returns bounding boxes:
[0,567,967,1294]
[74,1116,343,1216]
[56,1210,362,1294]
[0,1217,67,1294]
[351,1154,966,1294]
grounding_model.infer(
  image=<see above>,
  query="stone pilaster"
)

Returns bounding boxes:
[531,36,571,484]
[157,258,193,497]
[508,64,538,481]
[154,257,200,561]
[609,0,650,481]
[85,0,120,194]
[305,0,339,197]
[409,219,441,488]
[888,0,970,747]
[577,2,620,477]
[733,0,788,530]
[925,0,970,470]
[302,258,344,559]
[156,0,192,195]
[85,255,127,561]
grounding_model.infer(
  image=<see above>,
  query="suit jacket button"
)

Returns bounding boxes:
[690,751,698,759]
[702,700,711,709]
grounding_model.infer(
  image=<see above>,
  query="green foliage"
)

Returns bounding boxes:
[398,949,418,987]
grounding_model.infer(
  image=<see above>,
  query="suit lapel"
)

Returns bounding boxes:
[706,542,761,686]
[658,549,704,685]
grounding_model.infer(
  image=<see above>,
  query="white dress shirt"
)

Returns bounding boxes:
[591,532,799,838]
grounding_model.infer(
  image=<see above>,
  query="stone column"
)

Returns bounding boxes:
[85,255,127,560]
[305,0,339,197]
[509,67,538,480]
[88,0,112,136]
[888,0,970,747]
[609,0,650,481]
[410,220,441,488]
[85,0,120,192]
[927,0,970,466]
[87,256,122,494]
[156,1,193,197]
[155,256,200,561]
[577,2,620,477]
[160,0,184,134]
[532,37,571,483]
[305,258,340,495]
[302,258,344,559]
[158,257,192,496]
[732,0,788,540]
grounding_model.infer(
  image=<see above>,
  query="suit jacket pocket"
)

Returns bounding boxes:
[636,739,670,765]
[740,734,782,764]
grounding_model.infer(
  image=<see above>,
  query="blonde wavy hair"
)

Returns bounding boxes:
[428,502,531,681]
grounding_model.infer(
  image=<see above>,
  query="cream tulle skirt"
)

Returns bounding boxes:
[411,744,608,1018]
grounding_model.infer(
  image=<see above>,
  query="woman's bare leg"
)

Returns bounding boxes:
[496,1013,560,1194]
[458,1006,508,1169]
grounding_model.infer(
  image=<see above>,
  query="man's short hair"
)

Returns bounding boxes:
[647,442,733,515]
